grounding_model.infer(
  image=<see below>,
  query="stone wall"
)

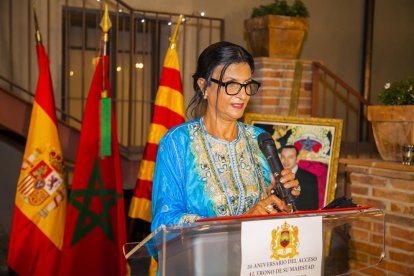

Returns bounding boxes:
[341,158,414,275]
[247,57,313,116]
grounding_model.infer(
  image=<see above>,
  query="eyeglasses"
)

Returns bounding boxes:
[210,78,261,96]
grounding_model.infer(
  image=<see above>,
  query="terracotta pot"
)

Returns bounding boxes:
[244,15,308,58]
[367,105,414,161]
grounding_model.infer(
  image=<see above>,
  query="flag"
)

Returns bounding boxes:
[59,54,127,276]
[128,38,185,223]
[8,44,67,275]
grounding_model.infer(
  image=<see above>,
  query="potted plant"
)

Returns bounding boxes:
[367,78,414,161]
[244,0,310,58]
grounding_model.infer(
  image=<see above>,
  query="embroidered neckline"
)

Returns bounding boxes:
[199,117,262,216]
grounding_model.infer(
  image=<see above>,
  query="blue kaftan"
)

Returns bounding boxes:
[151,117,271,232]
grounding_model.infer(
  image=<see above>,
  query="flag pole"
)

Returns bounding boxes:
[33,8,42,46]
[99,4,112,157]
[100,4,112,58]
[170,14,183,49]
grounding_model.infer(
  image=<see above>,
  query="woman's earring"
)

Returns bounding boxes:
[203,93,208,99]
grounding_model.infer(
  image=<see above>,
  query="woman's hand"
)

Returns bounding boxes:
[267,169,301,197]
[244,194,286,215]
[245,169,301,215]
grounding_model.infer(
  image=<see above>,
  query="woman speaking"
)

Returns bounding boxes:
[151,41,300,232]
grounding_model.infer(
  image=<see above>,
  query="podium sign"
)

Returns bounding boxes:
[241,216,322,276]
[124,208,385,276]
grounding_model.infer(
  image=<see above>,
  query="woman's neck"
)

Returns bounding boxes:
[203,113,238,142]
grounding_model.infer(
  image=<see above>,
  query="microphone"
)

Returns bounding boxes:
[258,132,296,212]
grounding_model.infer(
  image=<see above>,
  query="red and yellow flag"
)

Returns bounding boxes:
[128,33,185,222]
[59,54,127,276]
[8,44,67,275]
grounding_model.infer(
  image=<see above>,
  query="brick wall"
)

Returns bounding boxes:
[341,158,414,275]
[247,57,313,116]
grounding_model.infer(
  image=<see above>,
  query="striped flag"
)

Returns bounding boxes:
[128,39,185,222]
[8,42,67,275]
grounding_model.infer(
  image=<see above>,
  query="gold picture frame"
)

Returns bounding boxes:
[244,113,343,208]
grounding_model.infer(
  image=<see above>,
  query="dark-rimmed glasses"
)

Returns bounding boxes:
[210,78,261,96]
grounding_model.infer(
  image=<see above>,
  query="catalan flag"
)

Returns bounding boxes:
[59,6,127,276]
[128,25,185,223]
[8,25,67,276]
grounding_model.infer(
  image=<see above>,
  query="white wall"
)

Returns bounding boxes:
[371,0,414,104]
[301,0,365,93]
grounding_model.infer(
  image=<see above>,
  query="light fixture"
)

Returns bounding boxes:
[141,18,145,23]
[69,70,74,77]
[135,63,144,69]
[116,66,122,72]
[168,21,172,26]
[192,11,205,17]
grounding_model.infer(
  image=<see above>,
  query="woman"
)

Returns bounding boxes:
[151,41,300,232]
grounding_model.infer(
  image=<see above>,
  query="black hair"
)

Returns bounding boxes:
[186,41,255,119]
[280,145,299,156]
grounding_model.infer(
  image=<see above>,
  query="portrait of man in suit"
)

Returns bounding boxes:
[280,145,319,210]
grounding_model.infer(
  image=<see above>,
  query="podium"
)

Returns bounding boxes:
[124,208,385,275]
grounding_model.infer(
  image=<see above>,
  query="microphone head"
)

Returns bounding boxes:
[258,131,273,141]
[257,132,283,173]
[257,132,295,208]
[258,132,276,153]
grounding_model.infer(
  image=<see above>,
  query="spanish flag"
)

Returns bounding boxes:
[128,23,185,223]
[8,30,67,275]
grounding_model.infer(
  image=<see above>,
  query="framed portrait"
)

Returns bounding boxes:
[244,113,343,209]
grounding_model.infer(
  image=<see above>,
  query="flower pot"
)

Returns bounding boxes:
[367,105,414,161]
[244,15,308,58]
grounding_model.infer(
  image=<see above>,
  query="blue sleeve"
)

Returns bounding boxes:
[151,130,201,232]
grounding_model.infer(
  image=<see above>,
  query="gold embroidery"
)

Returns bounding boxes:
[189,121,268,216]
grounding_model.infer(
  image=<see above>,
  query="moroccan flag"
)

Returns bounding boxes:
[8,44,67,275]
[128,42,185,222]
[59,55,127,276]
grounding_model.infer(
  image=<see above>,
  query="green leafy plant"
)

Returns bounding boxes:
[251,0,310,18]
[378,78,414,105]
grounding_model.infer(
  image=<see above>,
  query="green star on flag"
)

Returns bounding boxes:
[70,158,122,246]
[60,54,127,276]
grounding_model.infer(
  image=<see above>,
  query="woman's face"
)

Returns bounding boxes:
[201,62,252,122]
